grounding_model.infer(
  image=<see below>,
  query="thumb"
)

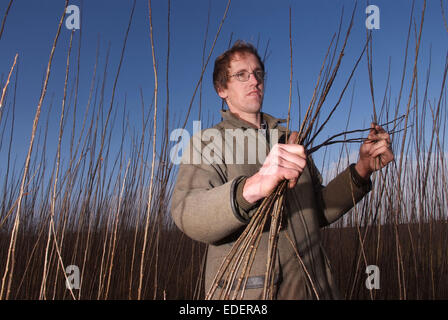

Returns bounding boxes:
[367,122,377,141]
[288,131,299,144]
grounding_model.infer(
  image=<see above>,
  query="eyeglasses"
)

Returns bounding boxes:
[229,70,266,82]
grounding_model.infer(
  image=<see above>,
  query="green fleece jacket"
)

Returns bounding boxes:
[171,110,371,299]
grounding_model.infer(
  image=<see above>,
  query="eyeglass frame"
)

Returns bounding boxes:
[228,69,266,82]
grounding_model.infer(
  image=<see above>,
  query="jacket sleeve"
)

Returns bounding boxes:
[170,136,248,244]
[308,159,372,227]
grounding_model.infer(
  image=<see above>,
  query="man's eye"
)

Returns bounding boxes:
[236,72,246,77]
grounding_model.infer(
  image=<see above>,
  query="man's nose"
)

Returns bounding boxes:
[248,72,261,85]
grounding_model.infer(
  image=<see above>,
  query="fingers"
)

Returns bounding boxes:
[286,132,303,188]
[259,162,303,190]
[277,144,306,165]
[261,141,307,189]
[369,132,393,158]
[366,125,394,168]
[274,154,306,172]
[263,150,306,176]
[287,131,299,144]
[358,122,394,174]
[370,145,393,160]
[273,166,302,189]
[278,143,306,188]
[367,123,392,147]
[368,139,389,155]
[288,178,298,189]
[267,143,306,166]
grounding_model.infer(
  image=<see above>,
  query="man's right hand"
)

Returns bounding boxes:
[242,131,307,204]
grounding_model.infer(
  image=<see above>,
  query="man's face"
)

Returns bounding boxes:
[217,53,264,117]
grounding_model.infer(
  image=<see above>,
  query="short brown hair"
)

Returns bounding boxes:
[213,40,264,93]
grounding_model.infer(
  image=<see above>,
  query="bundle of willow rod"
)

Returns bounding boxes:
[204,5,379,300]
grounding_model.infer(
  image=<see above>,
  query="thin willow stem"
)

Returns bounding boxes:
[0,0,68,300]
[40,29,74,300]
[138,0,157,300]
[0,0,13,41]
[0,53,18,116]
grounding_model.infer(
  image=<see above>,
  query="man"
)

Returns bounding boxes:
[171,41,393,299]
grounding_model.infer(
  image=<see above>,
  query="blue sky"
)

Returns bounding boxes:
[0,0,447,178]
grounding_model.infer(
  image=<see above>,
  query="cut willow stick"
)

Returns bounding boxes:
[40,29,75,301]
[285,6,293,139]
[307,119,408,155]
[263,188,285,300]
[138,0,155,300]
[304,32,371,149]
[205,193,275,299]
[0,0,13,41]
[298,4,357,147]
[261,5,292,300]
[0,53,18,113]
[394,0,426,300]
[441,0,448,34]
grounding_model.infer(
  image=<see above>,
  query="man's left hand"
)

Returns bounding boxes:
[355,122,394,179]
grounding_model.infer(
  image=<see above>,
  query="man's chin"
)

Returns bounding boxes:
[249,102,263,113]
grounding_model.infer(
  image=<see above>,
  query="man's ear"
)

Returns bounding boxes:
[217,86,227,100]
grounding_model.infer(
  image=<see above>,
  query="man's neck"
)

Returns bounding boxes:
[228,109,262,129]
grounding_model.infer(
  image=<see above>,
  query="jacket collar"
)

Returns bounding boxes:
[219,109,287,131]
